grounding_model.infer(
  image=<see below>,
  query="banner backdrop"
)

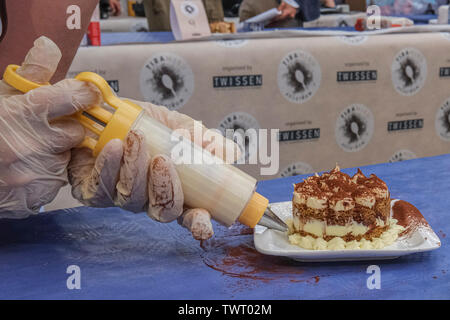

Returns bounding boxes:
[68,31,450,180]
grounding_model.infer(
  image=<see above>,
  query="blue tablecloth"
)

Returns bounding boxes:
[99,27,359,45]
[393,14,437,24]
[101,32,175,45]
[1,154,449,299]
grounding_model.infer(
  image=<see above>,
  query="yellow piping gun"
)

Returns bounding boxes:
[3,64,287,231]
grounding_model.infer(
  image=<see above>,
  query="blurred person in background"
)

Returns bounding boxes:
[369,0,445,16]
[142,0,224,31]
[239,0,321,28]
[321,0,336,8]
[222,0,243,17]
[100,0,122,17]
[109,0,122,15]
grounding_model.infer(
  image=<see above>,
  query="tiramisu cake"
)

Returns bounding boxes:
[288,166,404,250]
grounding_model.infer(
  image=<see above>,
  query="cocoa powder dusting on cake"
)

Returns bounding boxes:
[292,167,391,241]
[294,168,388,204]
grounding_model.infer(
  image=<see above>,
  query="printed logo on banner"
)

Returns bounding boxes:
[107,80,119,93]
[387,119,424,132]
[218,112,260,163]
[278,50,321,104]
[130,21,149,32]
[213,75,262,88]
[180,1,199,17]
[140,53,194,110]
[439,67,450,78]
[337,35,368,45]
[279,162,314,177]
[391,48,427,96]
[389,149,417,163]
[278,128,320,142]
[335,104,374,152]
[337,19,349,27]
[435,98,450,141]
[441,32,450,41]
[215,39,249,48]
[337,70,377,82]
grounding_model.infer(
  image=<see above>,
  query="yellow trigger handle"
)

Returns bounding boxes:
[3,64,50,91]
[3,64,142,156]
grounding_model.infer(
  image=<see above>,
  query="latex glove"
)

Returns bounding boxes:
[0,36,101,219]
[68,101,240,240]
[273,1,298,22]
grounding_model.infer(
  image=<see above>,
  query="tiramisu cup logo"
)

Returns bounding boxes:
[335,103,374,152]
[218,112,260,163]
[389,149,416,163]
[279,162,314,177]
[337,35,368,45]
[107,80,119,93]
[337,19,349,27]
[140,53,194,110]
[278,50,321,104]
[441,32,450,41]
[131,21,149,32]
[215,39,249,48]
[435,98,450,141]
[180,1,199,17]
[392,48,427,96]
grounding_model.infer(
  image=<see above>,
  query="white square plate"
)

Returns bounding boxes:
[254,200,441,262]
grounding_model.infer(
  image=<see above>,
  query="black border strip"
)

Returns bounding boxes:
[0,0,7,43]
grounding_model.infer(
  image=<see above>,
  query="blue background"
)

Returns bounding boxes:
[0,154,449,299]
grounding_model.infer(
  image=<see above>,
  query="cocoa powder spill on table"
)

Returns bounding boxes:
[200,225,321,284]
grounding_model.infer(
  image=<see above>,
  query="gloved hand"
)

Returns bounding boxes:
[68,101,241,240]
[0,36,101,219]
